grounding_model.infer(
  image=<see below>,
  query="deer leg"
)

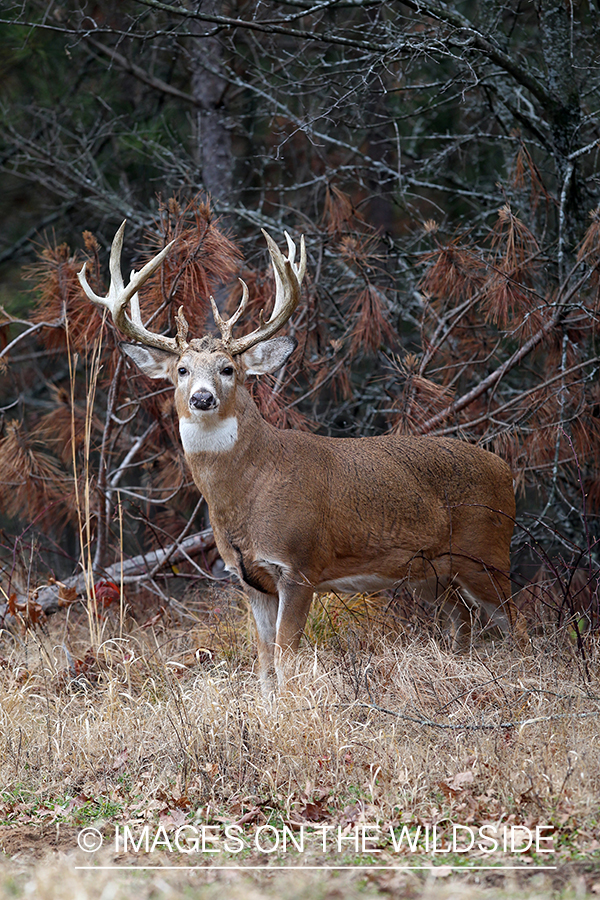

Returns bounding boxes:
[273,580,315,689]
[246,587,279,698]
[457,568,529,649]
[413,575,474,650]
[443,585,479,651]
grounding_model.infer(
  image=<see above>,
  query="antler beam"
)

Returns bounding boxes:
[78,220,180,353]
[211,229,306,356]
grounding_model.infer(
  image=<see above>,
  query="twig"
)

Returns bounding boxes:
[357,700,600,731]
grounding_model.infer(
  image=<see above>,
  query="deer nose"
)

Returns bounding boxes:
[189,390,217,411]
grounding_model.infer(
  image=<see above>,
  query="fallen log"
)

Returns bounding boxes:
[0,529,216,620]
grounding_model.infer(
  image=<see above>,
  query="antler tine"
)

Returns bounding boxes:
[210,279,249,344]
[78,220,179,353]
[283,230,306,282]
[175,305,190,350]
[264,229,306,324]
[217,230,305,356]
[108,219,127,296]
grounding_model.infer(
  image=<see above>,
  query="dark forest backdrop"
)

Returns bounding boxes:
[1,0,600,627]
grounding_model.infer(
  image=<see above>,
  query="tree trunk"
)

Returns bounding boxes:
[537,0,583,256]
[189,0,233,202]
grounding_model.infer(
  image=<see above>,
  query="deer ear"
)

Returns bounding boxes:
[121,343,177,380]
[240,336,297,376]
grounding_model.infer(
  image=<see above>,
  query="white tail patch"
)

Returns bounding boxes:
[179,416,238,454]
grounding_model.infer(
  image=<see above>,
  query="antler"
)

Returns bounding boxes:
[211,229,306,356]
[78,220,181,353]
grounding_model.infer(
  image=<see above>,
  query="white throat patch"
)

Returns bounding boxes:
[179,416,238,454]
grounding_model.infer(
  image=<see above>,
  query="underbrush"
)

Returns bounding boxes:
[0,595,598,852]
[0,589,599,898]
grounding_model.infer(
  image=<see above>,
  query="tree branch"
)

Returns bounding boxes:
[84,37,200,108]
[2,529,216,620]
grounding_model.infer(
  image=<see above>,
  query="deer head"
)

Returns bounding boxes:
[78,222,306,449]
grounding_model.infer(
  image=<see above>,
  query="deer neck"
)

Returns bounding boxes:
[178,387,277,495]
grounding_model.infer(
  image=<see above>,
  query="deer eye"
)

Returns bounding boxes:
[221,365,234,377]
[177,366,188,377]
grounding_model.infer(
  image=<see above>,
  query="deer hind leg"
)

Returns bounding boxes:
[273,580,315,690]
[441,584,480,652]
[410,575,471,650]
[247,587,279,698]
[457,567,529,649]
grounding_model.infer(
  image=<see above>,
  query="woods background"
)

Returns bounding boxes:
[1,0,600,632]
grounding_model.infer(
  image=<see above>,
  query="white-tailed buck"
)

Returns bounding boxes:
[79,222,524,695]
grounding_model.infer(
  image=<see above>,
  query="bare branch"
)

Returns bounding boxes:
[2,530,216,619]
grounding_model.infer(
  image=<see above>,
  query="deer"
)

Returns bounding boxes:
[79,222,525,696]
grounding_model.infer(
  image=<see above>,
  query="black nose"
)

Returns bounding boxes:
[189,390,217,411]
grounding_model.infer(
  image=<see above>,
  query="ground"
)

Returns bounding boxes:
[0,591,599,898]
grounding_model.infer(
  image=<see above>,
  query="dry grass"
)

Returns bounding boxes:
[0,857,598,900]
[0,591,599,898]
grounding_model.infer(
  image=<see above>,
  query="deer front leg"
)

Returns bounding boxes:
[274,580,315,689]
[246,588,279,698]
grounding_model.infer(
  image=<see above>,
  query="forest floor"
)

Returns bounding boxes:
[0,589,599,899]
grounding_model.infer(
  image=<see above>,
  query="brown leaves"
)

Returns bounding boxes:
[251,378,312,431]
[421,207,543,334]
[289,792,331,826]
[36,384,95,467]
[323,184,357,236]
[438,770,475,800]
[577,205,600,265]
[388,353,453,434]
[137,196,242,339]
[0,420,64,522]
[482,205,542,331]
[58,584,79,606]
[421,236,483,306]
[1,194,245,557]
[349,284,396,354]
[27,196,242,361]
[27,241,105,353]
[6,592,46,630]
[408,201,596,483]
[577,206,600,312]
[320,185,398,357]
